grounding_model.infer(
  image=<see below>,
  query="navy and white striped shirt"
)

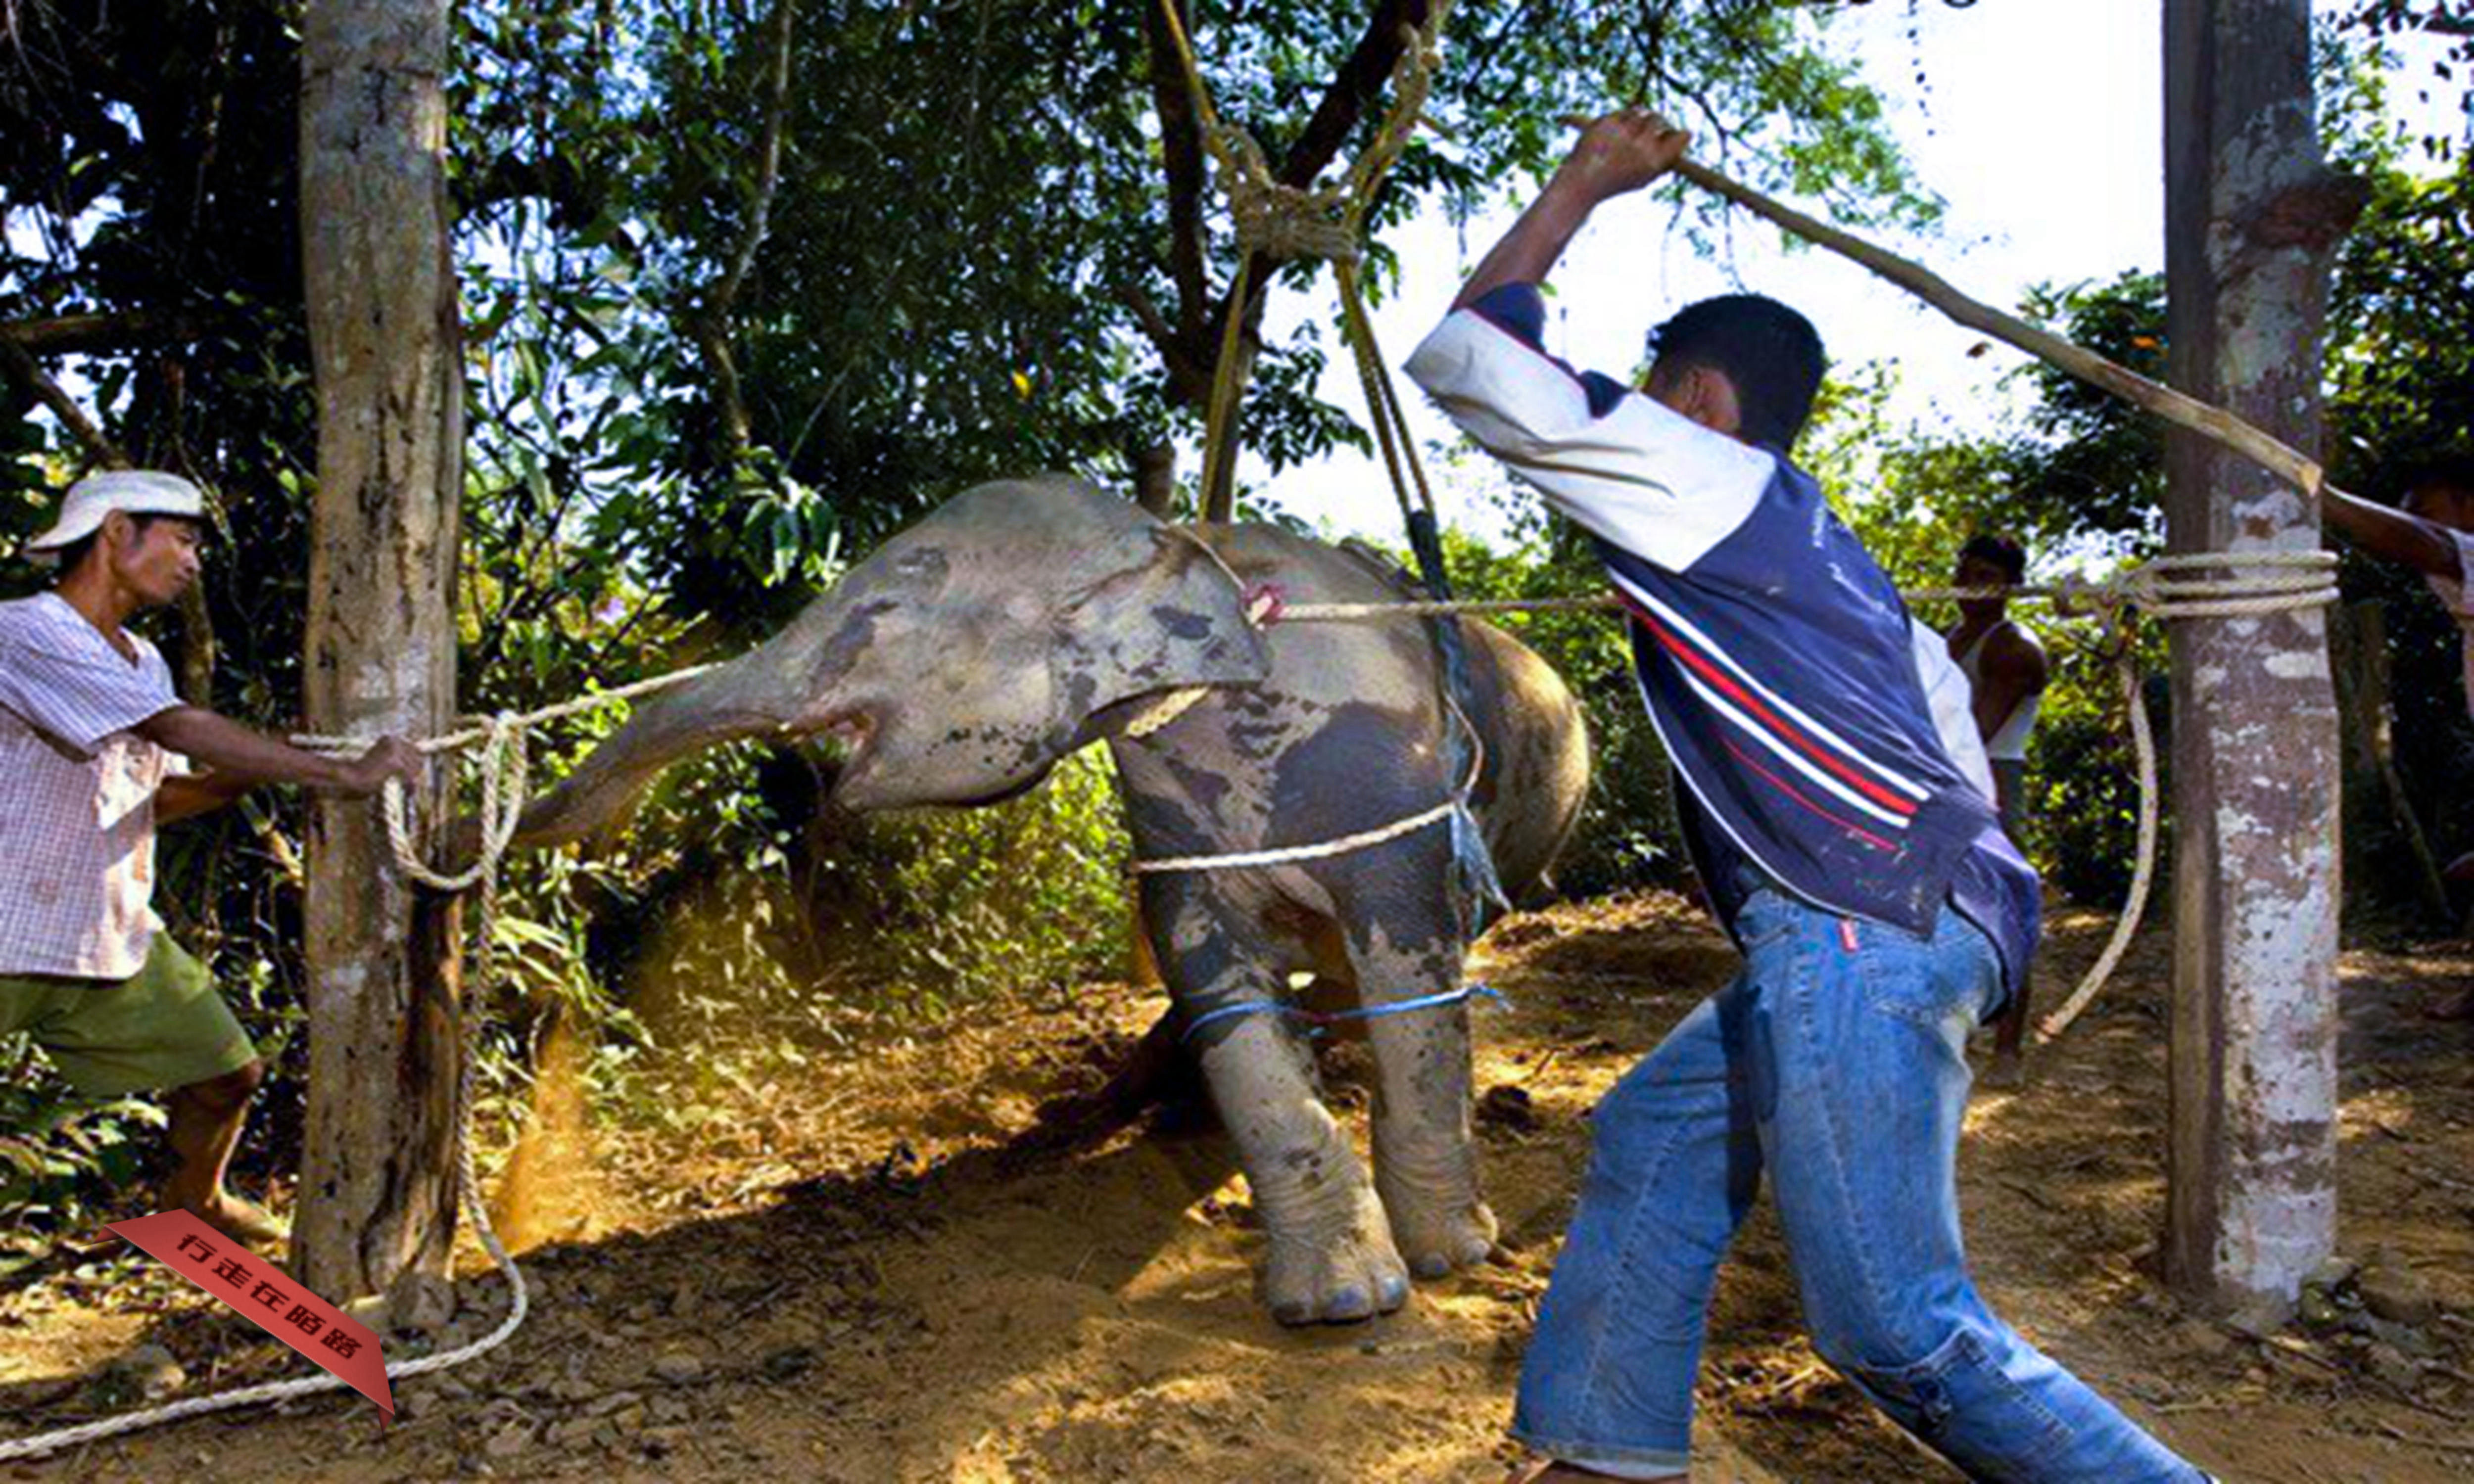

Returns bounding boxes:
[1407,284,2037,991]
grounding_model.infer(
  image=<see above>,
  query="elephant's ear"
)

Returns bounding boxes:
[1051,522,1269,738]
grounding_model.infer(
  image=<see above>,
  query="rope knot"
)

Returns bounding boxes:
[1244,581,1287,626]
[1222,164,1361,264]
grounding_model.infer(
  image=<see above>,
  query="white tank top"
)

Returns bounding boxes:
[1955,621,2044,762]
[2430,528,2474,722]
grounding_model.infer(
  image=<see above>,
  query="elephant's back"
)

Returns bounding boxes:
[1185,522,1591,900]
[1181,522,1445,704]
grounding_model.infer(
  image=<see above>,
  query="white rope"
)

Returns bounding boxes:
[1129,796,1460,875]
[1269,550,2338,1040]
[2036,640,2162,1043]
[289,663,719,892]
[0,966,531,1463]
[1120,686,1212,740]
[3,546,2331,1458]
[1924,551,2338,1042]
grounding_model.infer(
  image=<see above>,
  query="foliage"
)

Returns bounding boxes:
[1802,352,2163,907]
[0,0,1942,1230]
[2321,29,2474,910]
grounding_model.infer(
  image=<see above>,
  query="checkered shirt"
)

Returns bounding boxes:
[0,593,187,979]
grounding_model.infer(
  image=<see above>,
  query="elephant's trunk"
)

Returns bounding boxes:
[516,625,857,847]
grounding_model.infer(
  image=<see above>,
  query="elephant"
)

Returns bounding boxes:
[519,475,1591,1325]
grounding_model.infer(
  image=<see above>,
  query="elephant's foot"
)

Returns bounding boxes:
[1259,1175,1411,1326]
[1377,1153,1499,1281]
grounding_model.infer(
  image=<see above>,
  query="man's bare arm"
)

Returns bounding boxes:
[136,706,421,798]
[1453,111,1692,311]
[155,770,255,826]
[2323,489,2464,580]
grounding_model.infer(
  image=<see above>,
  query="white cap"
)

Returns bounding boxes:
[24,470,207,563]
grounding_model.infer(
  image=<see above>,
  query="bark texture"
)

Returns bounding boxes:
[2161,0,2352,1326]
[295,0,466,1304]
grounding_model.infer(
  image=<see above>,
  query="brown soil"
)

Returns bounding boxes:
[3,895,2470,1482]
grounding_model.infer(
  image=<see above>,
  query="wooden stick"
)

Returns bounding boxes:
[1667,157,2340,504]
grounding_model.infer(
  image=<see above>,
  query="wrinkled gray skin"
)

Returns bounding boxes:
[520,476,1590,1325]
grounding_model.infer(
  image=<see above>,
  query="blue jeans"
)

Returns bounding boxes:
[1512,888,2205,1482]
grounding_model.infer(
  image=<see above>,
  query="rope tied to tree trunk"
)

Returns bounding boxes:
[4,543,2330,1461]
[0,685,753,1460]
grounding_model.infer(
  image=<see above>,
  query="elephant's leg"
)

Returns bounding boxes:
[1349,925,1498,1283]
[1144,882,1408,1325]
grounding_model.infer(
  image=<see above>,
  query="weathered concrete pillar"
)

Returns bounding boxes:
[2161,0,2356,1325]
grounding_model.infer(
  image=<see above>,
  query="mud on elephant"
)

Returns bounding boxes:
[519,476,1591,1325]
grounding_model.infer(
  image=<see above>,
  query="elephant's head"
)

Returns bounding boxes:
[517,476,1267,845]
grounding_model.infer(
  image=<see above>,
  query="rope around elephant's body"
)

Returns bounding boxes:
[315,547,2332,1017]
[1163,549,2337,1045]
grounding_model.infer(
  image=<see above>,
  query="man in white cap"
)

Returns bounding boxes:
[1,470,423,1244]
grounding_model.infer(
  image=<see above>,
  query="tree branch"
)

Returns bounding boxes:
[1142,0,1212,357]
[699,0,798,456]
[0,309,198,355]
[1185,0,1435,517]
[0,337,126,467]
[1275,0,1435,190]
[1116,281,1212,406]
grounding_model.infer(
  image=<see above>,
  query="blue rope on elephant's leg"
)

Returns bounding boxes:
[1403,507,1510,935]
[1316,983,1507,1026]
[1179,999,1300,1046]
[1178,985,1505,1045]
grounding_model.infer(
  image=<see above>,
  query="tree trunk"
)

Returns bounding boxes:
[295,0,466,1306]
[1132,441,1178,518]
[2331,603,2452,920]
[2161,0,2353,1326]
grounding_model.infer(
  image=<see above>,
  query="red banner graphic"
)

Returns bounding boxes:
[107,1210,393,1423]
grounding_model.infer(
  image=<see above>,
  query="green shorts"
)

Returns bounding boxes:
[0,936,258,1099]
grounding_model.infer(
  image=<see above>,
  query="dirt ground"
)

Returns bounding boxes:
[4,894,2471,1482]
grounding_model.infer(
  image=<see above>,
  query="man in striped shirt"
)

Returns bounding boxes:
[2,471,420,1244]
[1407,114,2208,1482]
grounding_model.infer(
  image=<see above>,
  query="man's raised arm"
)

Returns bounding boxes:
[1453,111,1692,309]
[1404,112,1776,575]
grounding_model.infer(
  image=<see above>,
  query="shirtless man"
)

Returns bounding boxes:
[2323,456,2474,1018]
[1946,533,2048,1080]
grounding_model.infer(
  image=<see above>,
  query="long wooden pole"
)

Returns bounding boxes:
[1665,157,2337,505]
